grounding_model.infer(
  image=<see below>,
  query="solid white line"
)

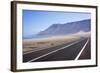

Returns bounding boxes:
[23,48,47,55]
[27,39,83,62]
[24,42,67,55]
[24,43,66,55]
[24,42,70,55]
[75,38,89,60]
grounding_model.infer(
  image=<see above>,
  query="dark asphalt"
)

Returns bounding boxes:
[23,37,91,62]
[78,38,91,60]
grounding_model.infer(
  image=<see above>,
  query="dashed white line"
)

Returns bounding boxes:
[75,38,89,60]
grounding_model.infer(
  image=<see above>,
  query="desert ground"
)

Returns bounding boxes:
[23,32,90,54]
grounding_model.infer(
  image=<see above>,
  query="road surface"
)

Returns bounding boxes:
[23,37,91,62]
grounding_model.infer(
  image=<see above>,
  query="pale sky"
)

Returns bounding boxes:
[23,10,91,37]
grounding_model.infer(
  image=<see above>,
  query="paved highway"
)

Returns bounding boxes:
[23,37,90,62]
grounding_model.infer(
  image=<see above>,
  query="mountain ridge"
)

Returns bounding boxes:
[37,19,91,36]
[23,19,91,39]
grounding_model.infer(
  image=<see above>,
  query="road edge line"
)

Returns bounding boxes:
[27,39,84,62]
[75,38,89,60]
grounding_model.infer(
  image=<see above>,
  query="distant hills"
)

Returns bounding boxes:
[37,19,91,36]
[24,19,91,39]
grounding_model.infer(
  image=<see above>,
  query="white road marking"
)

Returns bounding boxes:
[23,42,67,55]
[23,40,77,55]
[23,48,48,55]
[75,38,89,60]
[27,39,84,62]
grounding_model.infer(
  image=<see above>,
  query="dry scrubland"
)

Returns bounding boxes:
[23,32,91,53]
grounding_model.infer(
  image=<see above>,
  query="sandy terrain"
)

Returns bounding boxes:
[23,32,91,53]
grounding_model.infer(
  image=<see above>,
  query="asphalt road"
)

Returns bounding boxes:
[23,37,91,62]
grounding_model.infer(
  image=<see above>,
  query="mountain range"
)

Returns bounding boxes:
[24,19,91,39]
[37,19,91,36]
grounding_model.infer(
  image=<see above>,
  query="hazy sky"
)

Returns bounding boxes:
[23,10,91,37]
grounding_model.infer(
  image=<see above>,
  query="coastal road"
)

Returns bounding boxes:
[23,37,91,62]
